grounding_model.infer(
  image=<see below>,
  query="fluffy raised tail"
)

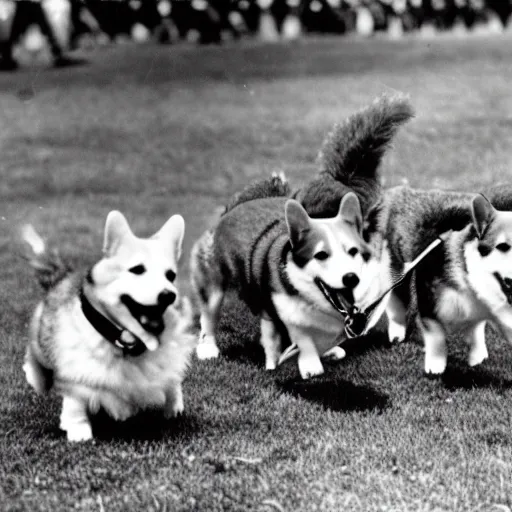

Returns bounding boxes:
[296,94,415,218]
[20,224,71,290]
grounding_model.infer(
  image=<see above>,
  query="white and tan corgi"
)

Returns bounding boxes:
[366,186,512,375]
[21,211,195,442]
[190,187,373,380]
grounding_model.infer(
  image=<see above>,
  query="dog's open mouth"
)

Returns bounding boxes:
[314,278,355,315]
[494,273,512,305]
[120,294,168,335]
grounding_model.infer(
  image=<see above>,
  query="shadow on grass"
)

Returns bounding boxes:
[440,364,512,391]
[91,410,201,443]
[277,375,389,413]
[216,296,391,412]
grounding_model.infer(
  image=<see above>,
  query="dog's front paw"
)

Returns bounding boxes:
[468,344,488,367]
[388,320,406,343]
[196,334,220,360]
[65,423,93,442]
[298,355,324,380]
[424,355,447,376]
[322,346,346,361]
[265,359,277,371]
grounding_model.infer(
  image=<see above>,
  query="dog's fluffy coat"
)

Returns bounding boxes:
[367,184,512,374]
[22,212,195,442]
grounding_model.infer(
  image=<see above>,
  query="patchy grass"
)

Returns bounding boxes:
[2,35,512,511]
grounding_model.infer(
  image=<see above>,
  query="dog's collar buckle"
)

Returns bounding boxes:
[344,307,367,338]
[115,330,144,353]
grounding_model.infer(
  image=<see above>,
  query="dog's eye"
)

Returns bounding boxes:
[314,251,329,261]
[348,247,359,257]
[165,269,176,282]
[128,264,146,275]
[496,242,511,253]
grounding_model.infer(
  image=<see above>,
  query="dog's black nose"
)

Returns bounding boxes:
[158,290,176,308]
[342,273,359,289]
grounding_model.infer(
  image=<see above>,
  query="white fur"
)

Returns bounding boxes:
[260,317,282,370]
[287,324,326,379]
[420,317,447,375]
[196,288,224,360]
[387,314,407,344]
[196,333,221,360]
[322,346,346,361]
[435,287,488,329]
[24,213,194,442]
[21,224,46,255]
[25,297,194,441]
[467,321,488,367]
[272,264,348,379]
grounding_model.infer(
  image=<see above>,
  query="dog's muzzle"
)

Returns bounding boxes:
[315,278,355,314]
[493,273,512,305]
[314,278,367,337]
[120,291,176,335]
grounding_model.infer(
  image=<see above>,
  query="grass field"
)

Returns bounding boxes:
[2,35,512,511]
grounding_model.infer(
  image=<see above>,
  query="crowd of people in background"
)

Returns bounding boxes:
[0,0,511,70]
[69,0,512,44]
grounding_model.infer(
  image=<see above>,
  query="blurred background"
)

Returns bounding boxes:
[1,0,511,62]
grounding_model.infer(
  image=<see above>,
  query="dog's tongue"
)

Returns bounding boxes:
[336,288,354,309]
[140,314,165,335]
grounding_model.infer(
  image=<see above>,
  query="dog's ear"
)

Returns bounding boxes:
[471,194,495,239]
[103,211,133,256]
[338,192,363,232]
[285,200,311,249]
[152,214,185,263]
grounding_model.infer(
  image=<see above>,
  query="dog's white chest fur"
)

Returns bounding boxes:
[434,242,507,330]
[47,300,191,419]
[272,291,343,352]
[272,290,341,329]
[435,287,488,329]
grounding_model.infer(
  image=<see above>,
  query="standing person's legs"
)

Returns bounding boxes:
[34,1,85,67]
[0,1,33,69]
[32,1,63,59]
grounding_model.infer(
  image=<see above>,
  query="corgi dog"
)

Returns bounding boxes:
[191,188,372,380]
[21,211,195,442]
[366,185,512,375]
[189,94,414,379]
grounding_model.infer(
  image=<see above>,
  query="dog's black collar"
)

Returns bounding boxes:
[79,285,147,357]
